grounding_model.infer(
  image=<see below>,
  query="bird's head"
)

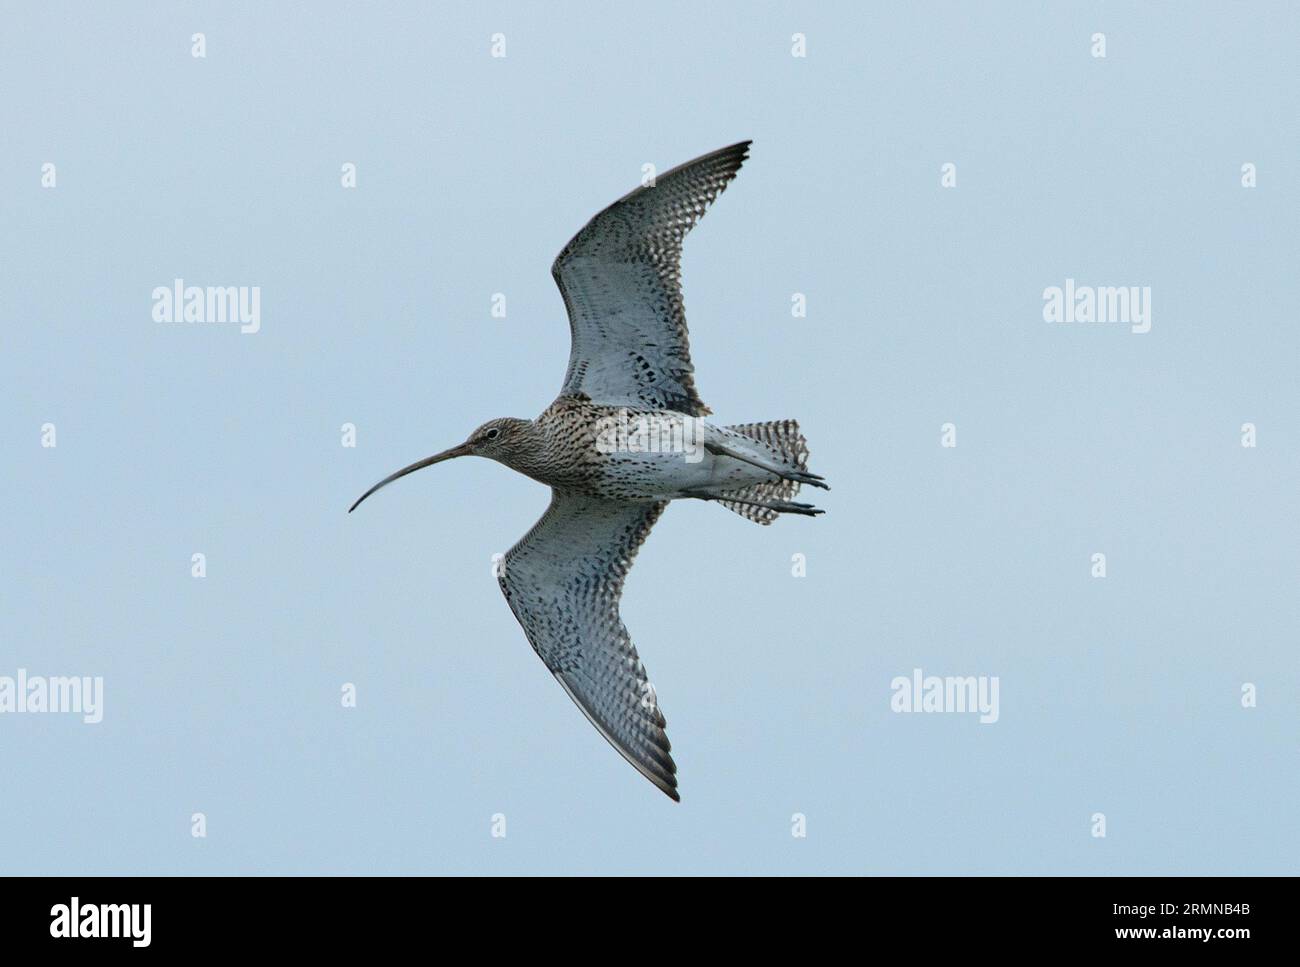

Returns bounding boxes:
[348,417,533,513]
[463,416,534,459]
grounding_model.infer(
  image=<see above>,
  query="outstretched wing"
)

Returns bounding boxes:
[552,140,752,417]
[497,491,678,800]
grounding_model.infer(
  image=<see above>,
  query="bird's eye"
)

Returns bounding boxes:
[485,428,500,441]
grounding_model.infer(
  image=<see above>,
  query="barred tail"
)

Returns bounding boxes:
[717,419,816,525]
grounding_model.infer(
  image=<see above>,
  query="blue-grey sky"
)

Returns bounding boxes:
[2,1,1296,874]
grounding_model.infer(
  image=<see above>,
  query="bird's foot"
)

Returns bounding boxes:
[788,470,830,491]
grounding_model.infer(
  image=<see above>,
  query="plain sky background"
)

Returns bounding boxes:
[2,2,1296,874]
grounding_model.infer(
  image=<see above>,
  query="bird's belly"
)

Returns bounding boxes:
[527,405,773,500]
[580,448,769,500]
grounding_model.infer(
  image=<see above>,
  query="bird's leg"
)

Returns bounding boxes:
[702,442,830,491]
[684,491,825,517]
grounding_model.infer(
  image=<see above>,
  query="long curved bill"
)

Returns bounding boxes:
[348,442,472,513]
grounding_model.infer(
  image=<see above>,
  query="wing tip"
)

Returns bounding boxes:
[720,138,753,173]
[554,670,682,804]
[637,754,682,803]
[659,139,753,188]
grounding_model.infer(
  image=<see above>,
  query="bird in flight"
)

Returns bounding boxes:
[350,141,827,801]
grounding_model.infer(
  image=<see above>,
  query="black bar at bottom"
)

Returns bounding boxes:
[0,875,1282,953]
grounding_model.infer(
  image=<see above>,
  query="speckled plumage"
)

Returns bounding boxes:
[351,141,827,802]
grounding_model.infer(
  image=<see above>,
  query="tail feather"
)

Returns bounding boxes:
[717,420,815,525]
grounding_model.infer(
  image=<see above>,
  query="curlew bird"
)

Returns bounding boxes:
[350,141,827,801]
